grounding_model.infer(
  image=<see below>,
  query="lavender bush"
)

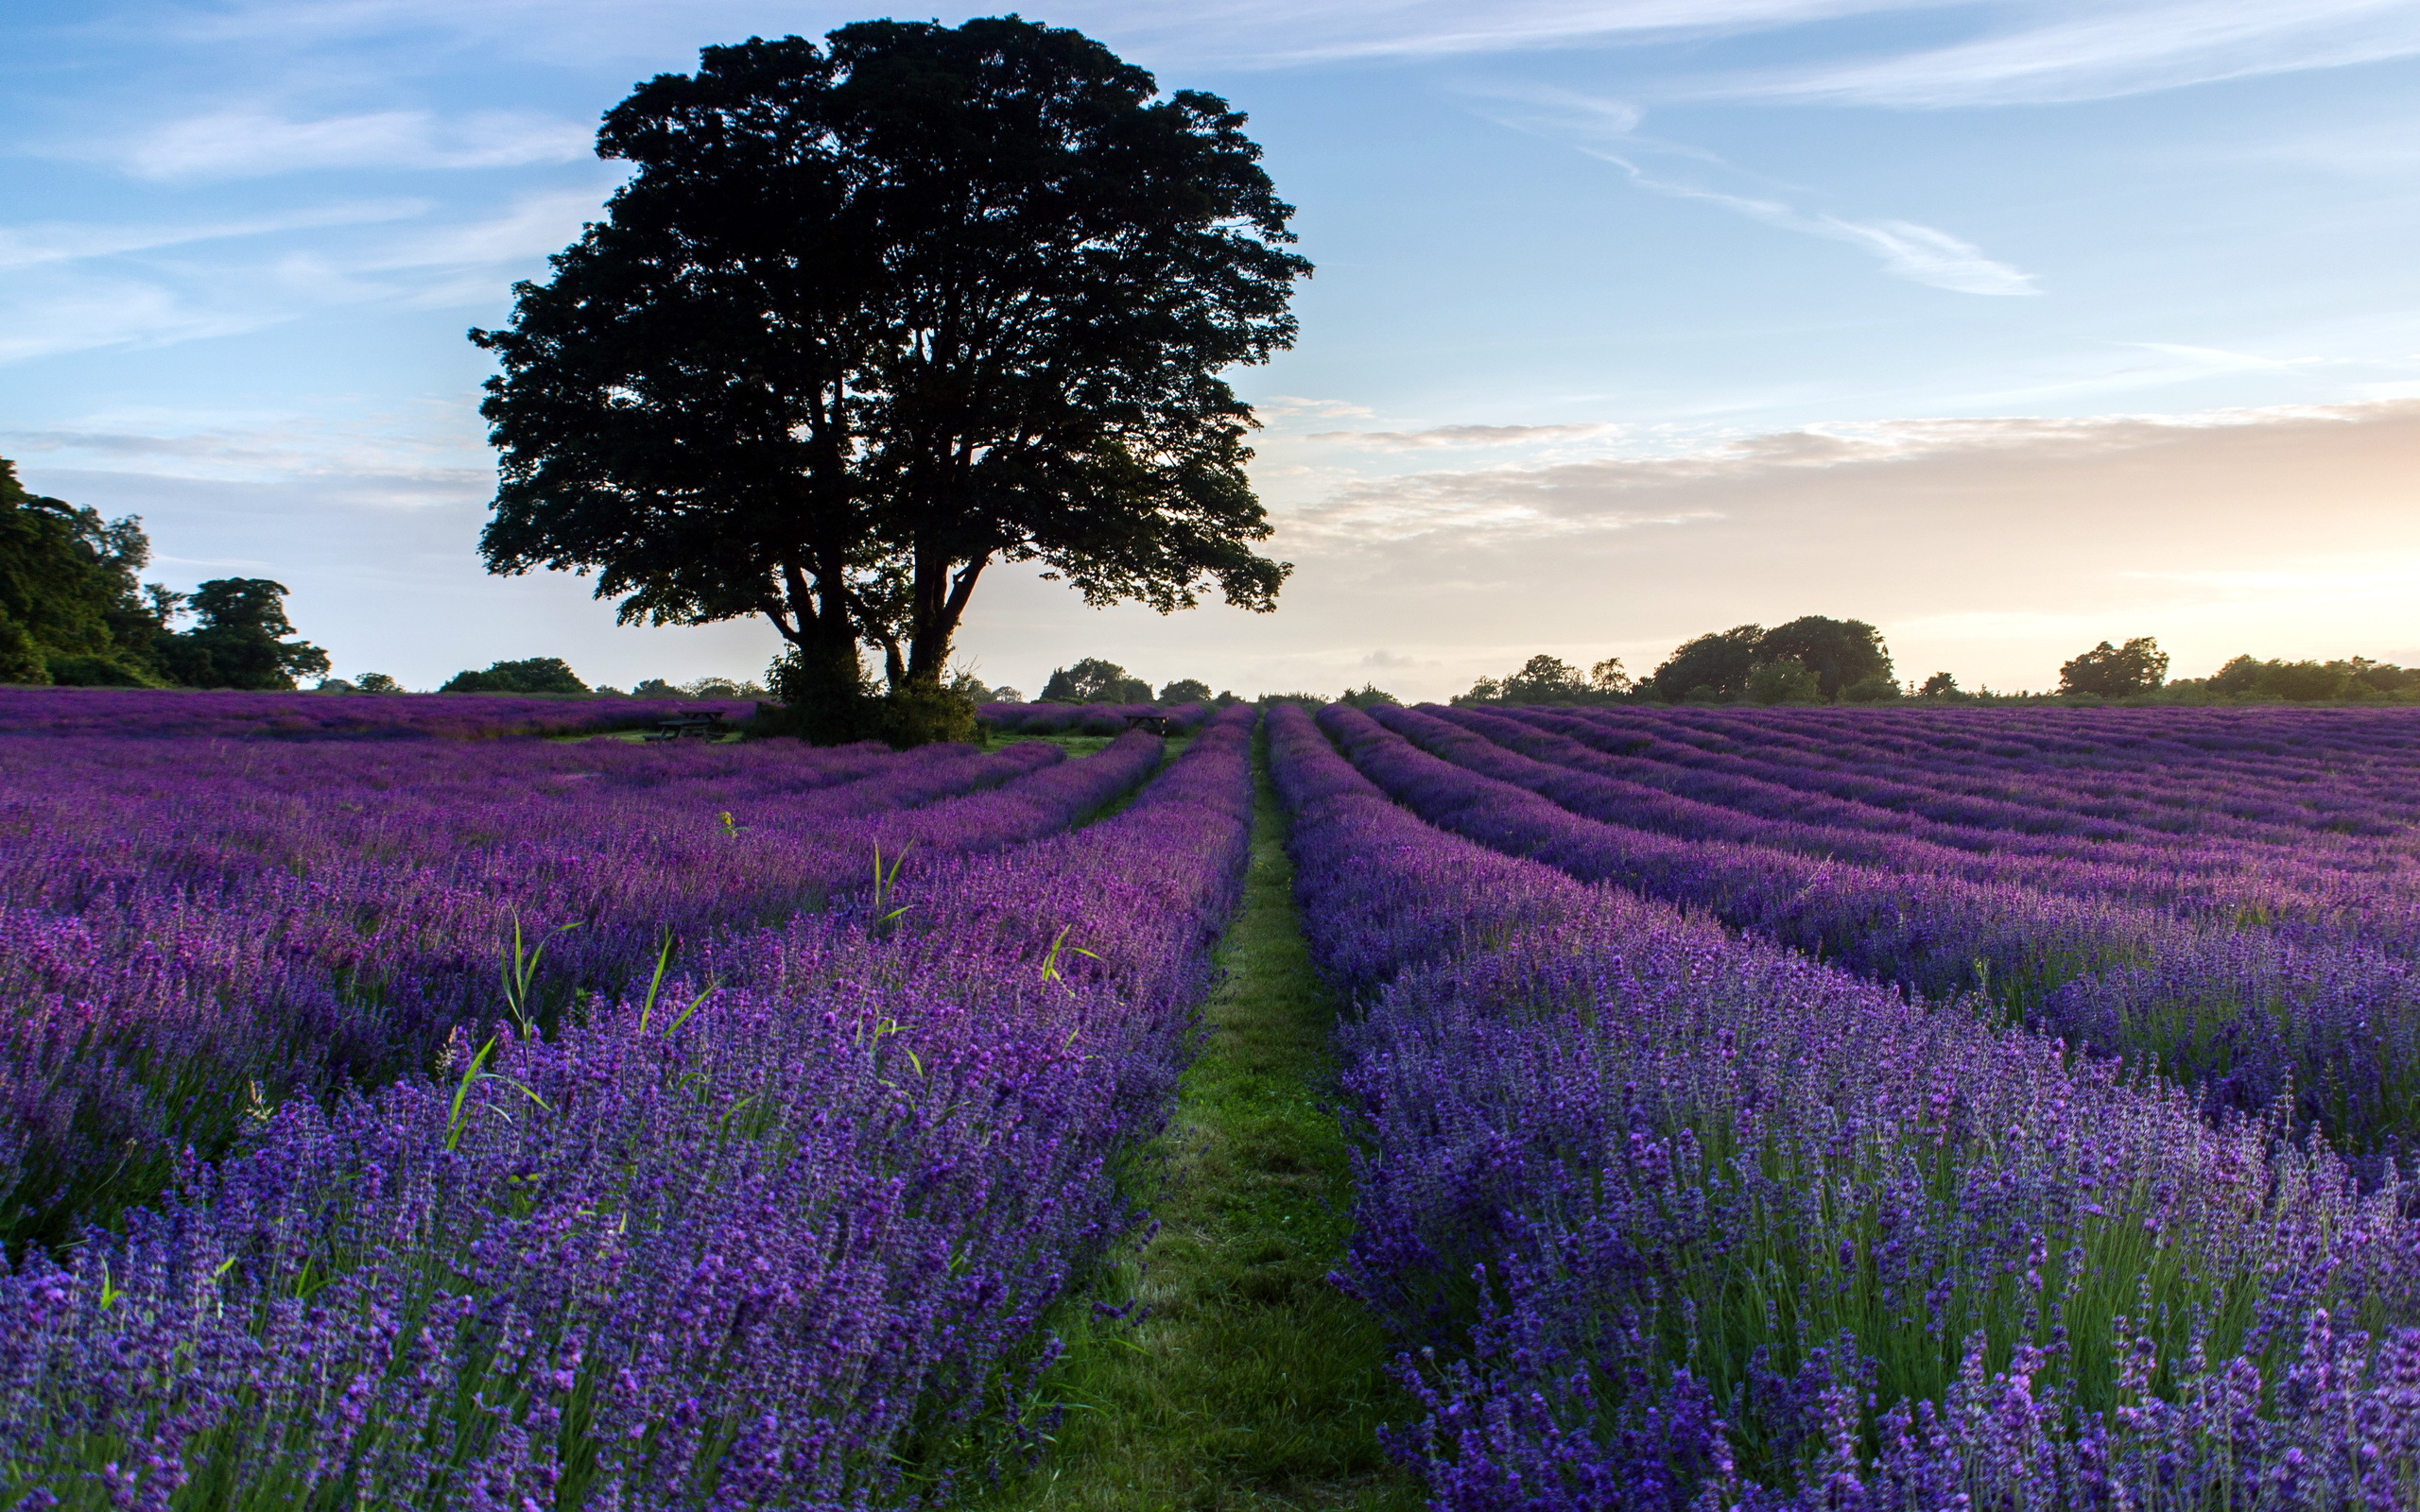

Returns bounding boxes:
[0,723,1164,1253]
[1270,704,2420,1511]
[0,706,1256,1508]
[1326,704,2420,1160]
[0,686,755,741]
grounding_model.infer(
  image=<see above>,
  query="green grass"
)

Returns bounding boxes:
[959,734,1420,1512]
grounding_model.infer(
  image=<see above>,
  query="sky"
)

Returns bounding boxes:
[4,0,2417,701]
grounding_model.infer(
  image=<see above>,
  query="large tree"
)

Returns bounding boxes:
[1755,615,1891,699]
[1646,625,1767,703]
[2059,637,2169,697]
[154,578,330,690]
[473,19,1308,739]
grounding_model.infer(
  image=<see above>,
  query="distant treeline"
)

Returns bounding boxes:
[1,459,328,691]
[1450,619,2420,708]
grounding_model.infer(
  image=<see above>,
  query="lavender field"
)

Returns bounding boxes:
[3,692,2416,1509]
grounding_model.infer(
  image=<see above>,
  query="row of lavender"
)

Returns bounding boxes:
[0,687,757,741]
[1271,703,2420,1510]
[2,727,1177,1251]
[1340,703,2420,1160]
[4,704,1259,1508]
[1474,705,2420,945]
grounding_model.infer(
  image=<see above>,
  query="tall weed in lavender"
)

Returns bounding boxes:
[1269,704,2420,1510]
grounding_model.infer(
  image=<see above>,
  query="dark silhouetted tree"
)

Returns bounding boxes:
[471,19,1308,744]
[1158,677,1213,704]
[2059,637,2169,697]
[1041,657,1151,703]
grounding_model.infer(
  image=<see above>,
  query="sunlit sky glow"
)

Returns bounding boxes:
[5,0,2418,698]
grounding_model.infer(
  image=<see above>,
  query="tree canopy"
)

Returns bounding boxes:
[1645,626,1767,703]
[441,657,590,696]
[472,18,1309,742]
[1454,653,1629,707]
[2059,637,2169,697]
[1644,617,1891,703]
[1040,656,1152,704]
[154,578,331,691]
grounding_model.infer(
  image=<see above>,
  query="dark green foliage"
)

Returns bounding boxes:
[154,578,330,691]
[1335,683,1397,709]
[1454,653,1629,706]
[1755,615,1891,698]
[1918,671,1964,700]
[1841,673,1902,703]
[439,657,588,696]
[0,458,174,686]
[1647,625,1766,702]
[2204,654,2419,702]
[354,673,403,694]
[471,19,1307,747]
[2059,636,2169,697]
[1647,617,1893,704]
[1747,657,1822,705]
[1042,657,1153,704]
[761,649,977,747]
[1158,677,1214,704]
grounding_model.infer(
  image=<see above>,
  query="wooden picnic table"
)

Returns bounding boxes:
[1123,713,1172,735]
[645,710,728,742]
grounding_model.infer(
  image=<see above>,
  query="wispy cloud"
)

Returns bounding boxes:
[0,188,604,364]
[1306,422,1618,449]
[1473,85,2040,296]
[109,107,590,180]
[1289,401,2408,547]
[1706,1,2420,107]
[1253,394,1378,421]
[0,200,426,272]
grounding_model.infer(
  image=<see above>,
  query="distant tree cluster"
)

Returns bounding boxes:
[1454,654,1632,707]
[441,657,592,696]
[2199,654,2420,702]
[1037,657,1235,706]
[1643,617,1895,705]
[1,459,328,691]
[2058,637,2169,697]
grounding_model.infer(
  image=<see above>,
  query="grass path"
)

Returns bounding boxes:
[964,734,1421,1512]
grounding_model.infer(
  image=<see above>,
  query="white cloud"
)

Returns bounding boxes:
[0,200,426,272]
[1254,394,1379,420]
[1288,400,2408,548]
[1588,148,2040,296]
[1467,84,2040,296]
[0,188,607,365]
[1708,1,2420,107]
[1811,216,2038,297]
[1306,422,1618,449]
[113,107,590,180]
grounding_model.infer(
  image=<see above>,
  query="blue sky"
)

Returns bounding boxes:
[5,0,2418,698]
